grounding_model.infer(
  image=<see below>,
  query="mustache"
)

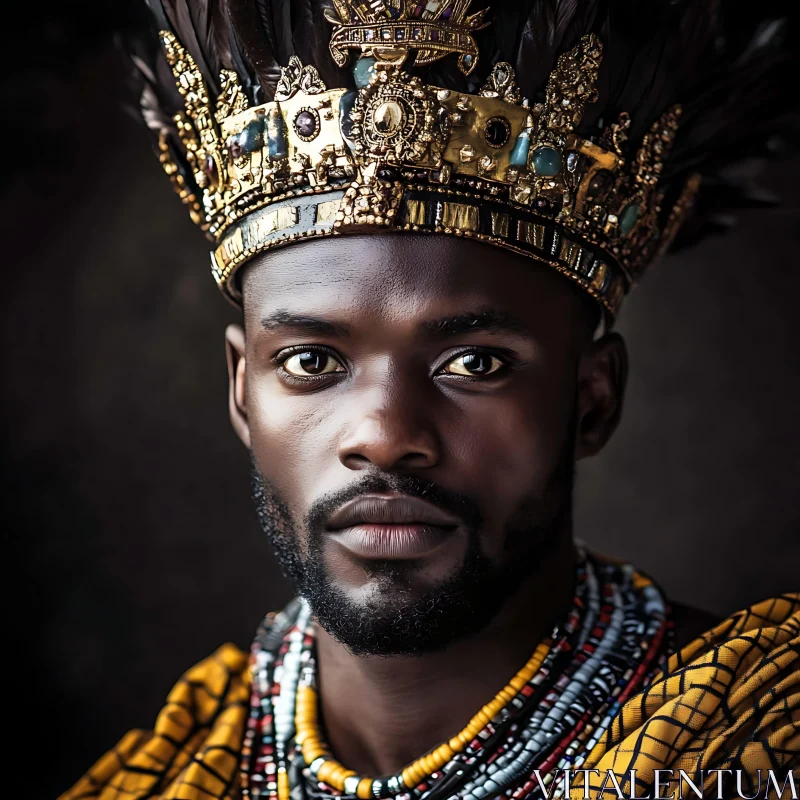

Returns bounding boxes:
[304,473,483,540]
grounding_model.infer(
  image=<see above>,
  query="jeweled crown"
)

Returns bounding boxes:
[156,0,700,315]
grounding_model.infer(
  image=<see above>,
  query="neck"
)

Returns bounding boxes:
[313,533,577,777]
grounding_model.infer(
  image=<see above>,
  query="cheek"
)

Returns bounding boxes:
[245,370,339,503]
[441,373,575,514]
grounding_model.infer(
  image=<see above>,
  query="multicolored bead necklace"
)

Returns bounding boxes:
[240,551,672,800]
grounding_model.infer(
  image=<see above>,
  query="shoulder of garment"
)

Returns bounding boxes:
[571,592,800,798]
[59,642,250,800]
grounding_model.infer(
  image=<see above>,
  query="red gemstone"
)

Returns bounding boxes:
[228,137,243,159]
[203,155,218,187]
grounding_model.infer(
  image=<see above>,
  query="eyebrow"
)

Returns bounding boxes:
[260,310,350,338]
[422,309,532,338]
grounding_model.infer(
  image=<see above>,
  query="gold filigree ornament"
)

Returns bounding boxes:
[349,67,447,167]
[155,4,699,318]
[479,62,523,106]
[275,56,328,102]
[326,0,489,75]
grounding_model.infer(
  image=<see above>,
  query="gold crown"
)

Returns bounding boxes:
[156,0,701,315]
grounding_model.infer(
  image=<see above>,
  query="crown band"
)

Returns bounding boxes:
[213,183,624,311]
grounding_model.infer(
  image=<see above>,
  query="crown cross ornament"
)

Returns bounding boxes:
[326,0,489,75]
[155,0,700,317]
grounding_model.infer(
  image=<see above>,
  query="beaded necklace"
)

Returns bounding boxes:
[240,551,672,800]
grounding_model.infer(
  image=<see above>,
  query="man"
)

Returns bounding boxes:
[63,0,798,797]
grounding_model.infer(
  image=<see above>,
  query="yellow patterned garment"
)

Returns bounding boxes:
[61,595,799,800]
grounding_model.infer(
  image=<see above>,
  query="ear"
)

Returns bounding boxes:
[225,324,251,448]
[574,332,628,460]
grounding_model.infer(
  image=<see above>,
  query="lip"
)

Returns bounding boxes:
[326,495,460,560]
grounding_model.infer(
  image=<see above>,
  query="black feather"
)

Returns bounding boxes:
[224,7,260,102]
[227,0,282,99]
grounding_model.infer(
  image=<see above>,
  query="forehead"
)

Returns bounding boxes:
[241,233,585,335]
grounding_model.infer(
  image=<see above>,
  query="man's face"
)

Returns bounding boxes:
[228,234,624,655]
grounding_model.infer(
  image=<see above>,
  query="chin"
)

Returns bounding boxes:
[342,564,442,604]
[301,560,500,657]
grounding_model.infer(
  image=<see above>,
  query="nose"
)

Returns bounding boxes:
[338,383,441,472]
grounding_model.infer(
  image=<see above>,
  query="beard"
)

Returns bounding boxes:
[251,436,574,657]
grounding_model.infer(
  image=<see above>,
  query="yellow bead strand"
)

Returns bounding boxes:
[293,639,551,796]
[277,768,291,800]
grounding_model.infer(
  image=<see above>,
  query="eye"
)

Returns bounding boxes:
[282,350,344,377]
[441,352,505,377]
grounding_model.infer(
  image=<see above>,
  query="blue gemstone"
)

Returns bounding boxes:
[339,89,358,143]
[353,56,377,89]
[532,145,562,177]
[266,108,287,159]
[619,202,641,235]
[509,129,531,167]
[239,118,264,155]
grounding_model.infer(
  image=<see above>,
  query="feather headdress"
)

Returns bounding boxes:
[128,0,797,309]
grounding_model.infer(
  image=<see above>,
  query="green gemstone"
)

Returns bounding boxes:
[353,56,377,89]
[266,108,287,159]
[239,118,264,154]
[339,90,358,144]
[532,146,561,177]
[619,203,641,235]
[509,130,531,167]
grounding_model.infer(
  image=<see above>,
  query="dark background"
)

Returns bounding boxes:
[2,6,798,797]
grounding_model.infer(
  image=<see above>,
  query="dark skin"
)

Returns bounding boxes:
[224,233,706,777]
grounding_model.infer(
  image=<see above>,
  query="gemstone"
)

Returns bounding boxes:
[509,129,531,167]
[353,56,377,89]
[484,116,511,148]
[462,53,474,69]
[203,154,218,187]
[512,184,532,204]
[241,121,263,153]
[294,109,318,140]
[459,144,476,163]
[339,90,358,142]
[532,145,562,177]
[240,118,265,155]
[266,108,287,159]
[437,106,452,138]
[376,166,398,181]
[566,152,581,172]
[227,137,243,159]
[395,27,405,40]
[619,202,641,235]
[478,155,495,174]
[373,100,404,134]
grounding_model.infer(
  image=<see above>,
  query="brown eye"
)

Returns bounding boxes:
[283,351,343,377]
[442,352,504,376]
